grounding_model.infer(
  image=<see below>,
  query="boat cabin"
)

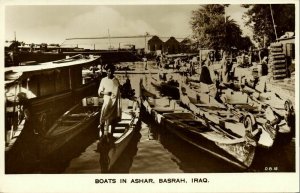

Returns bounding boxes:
[5,54,101,140]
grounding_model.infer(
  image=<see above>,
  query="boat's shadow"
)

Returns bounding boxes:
[143,111,295,173]
[38,128,99,173]
[250,140,295,172]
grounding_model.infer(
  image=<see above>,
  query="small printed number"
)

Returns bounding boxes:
[265,167,278,171]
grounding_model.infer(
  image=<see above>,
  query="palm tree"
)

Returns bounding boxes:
[190,4,243,54]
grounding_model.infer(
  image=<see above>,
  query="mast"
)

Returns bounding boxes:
[270,4,278,40]
[108,29,112,50]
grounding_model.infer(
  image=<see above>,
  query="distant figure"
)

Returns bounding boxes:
[167,75,179,87]
[159,72,167,81]
[156,55,161,68]
[208,51,214,63]
[221,55,233,83]
[143,57,148,70]
[174,57,180,70]
[261,56,269,76]
[241,52,246,66]
[259,48,268,64]
[199,59,218,98]
[98,65,121,137]
[200,65,213,84]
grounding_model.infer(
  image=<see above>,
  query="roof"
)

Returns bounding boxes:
[5,54,100,82]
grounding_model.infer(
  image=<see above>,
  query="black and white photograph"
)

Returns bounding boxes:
[1,0,299,192]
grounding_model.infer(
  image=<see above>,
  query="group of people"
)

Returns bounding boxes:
[96,51,244,139]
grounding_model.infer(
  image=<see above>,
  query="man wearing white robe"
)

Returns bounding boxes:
[98,65,121,137]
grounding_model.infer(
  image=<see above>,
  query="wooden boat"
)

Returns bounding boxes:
[5,54,101,173]
[219,75,295,139]
[180,81,292,148]
[40,96,103,157]
[140,82,256,169]
[5,54,101,143]
[150,74,180,99]
[237,82,295,144]
[98,98,140,172]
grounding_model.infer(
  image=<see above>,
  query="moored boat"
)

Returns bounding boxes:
[150,74,180,99]
[39,96,103,157]
[5,54,101,173]
[98,98,140,172]
[180,80,293,148]
[140,82,256,169]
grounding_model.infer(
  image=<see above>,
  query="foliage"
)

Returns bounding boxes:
[243,4,295,47]
[190,4,251,52]
[180,38,198,53]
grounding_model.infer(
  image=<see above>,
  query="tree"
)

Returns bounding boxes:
[243,4,295,47]
[238,36,254,51]
[190,4,249,54]
[180,38,198,53]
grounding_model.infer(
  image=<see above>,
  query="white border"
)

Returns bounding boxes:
[0,0,299,192]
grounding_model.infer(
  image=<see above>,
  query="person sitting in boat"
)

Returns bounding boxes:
[221,54,234,83]
[199,57,218,97]
[167,75,179,87]
[159,72,167,81]
[199,56,215,84]
[98,65,122,138]
[120,77,135,99]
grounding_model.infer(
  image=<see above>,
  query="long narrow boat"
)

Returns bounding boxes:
[98,98,140,173]
[215,75,294,140]
[180,81,293,148]
[140,82,256,170]
[39,96,103,157]
[150,74,180,99]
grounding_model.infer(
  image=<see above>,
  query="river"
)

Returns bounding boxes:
[36,61,295,173]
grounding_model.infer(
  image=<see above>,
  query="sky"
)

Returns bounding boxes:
[5,4,252,49]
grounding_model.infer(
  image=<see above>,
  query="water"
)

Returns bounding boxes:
[17,61,295,173]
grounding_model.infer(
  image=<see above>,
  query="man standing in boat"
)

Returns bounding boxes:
[98,65,122,137]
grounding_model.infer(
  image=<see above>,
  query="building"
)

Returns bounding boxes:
[148,35,164,52]
[148,36,182,54]
[164,37,180,54]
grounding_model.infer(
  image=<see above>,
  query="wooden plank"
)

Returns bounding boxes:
[272,60,286,64]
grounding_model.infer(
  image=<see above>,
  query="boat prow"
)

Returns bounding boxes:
[98,98,140,172]
[40,96,103,157]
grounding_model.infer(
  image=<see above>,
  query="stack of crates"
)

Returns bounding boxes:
[269,42,288,80]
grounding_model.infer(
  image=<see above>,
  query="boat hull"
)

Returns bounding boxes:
[140,85,256,169]
[98,99,141,172]
[39,97,103,158]
[162,113,255,169]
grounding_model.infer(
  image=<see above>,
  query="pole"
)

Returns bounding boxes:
[108,29,112,50]
[270,4,278,40]
[144,36,146,51]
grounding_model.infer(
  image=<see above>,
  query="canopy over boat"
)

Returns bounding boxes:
[5,54,100,82]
